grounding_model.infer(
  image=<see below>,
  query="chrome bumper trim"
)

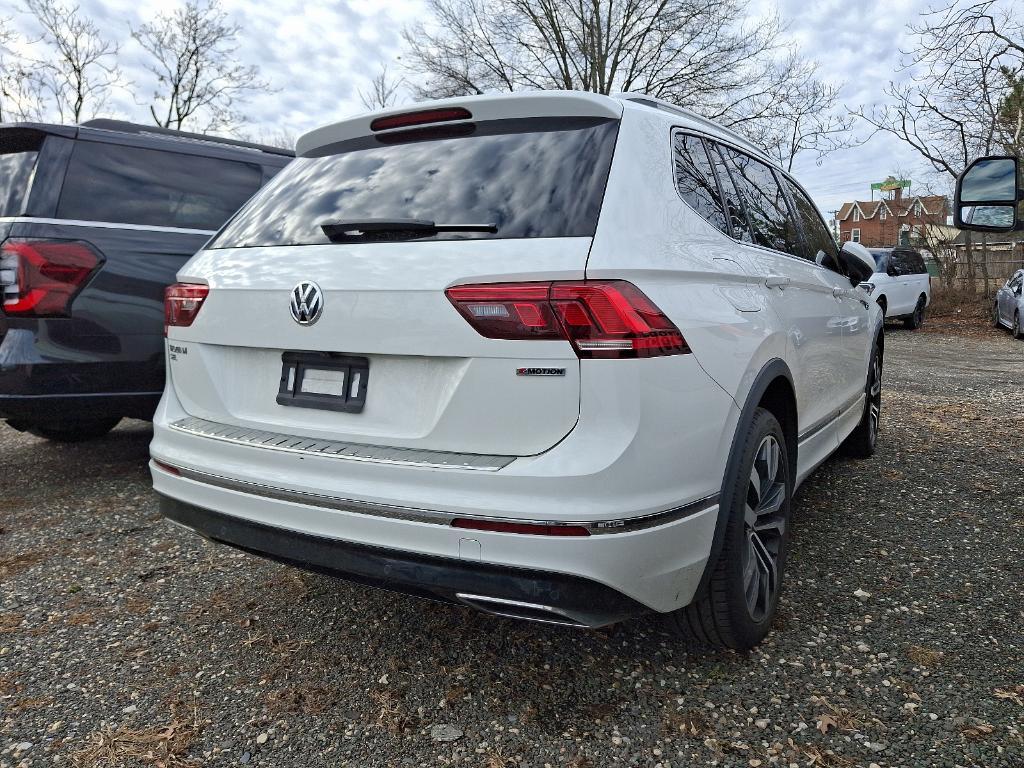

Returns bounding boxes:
[168,415,515,471]
[152,460,718,535]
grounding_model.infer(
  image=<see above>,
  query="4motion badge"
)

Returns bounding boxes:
[516,367,566,376]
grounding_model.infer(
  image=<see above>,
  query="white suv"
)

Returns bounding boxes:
[150,92,882,649]
[864,247,931,329]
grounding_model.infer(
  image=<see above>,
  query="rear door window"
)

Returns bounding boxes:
[718,146,800,256]
[706,142,753,242]
[210,116,620,248]
[57,141,263,230]
[0,132,43,217]
[672,132,728,235]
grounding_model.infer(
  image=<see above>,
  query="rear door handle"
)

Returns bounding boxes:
[766,275,791,289]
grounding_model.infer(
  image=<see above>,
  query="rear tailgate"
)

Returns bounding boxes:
[167,94,623,457]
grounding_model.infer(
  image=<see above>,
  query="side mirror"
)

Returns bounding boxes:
[838,241,876,286]
[954,156,1021,233]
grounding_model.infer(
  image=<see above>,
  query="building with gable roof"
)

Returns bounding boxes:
[836,184,949,247]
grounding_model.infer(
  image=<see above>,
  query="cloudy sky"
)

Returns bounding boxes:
[6,0,944,215]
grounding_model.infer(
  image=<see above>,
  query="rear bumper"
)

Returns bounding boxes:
[160,494,648,627]
[0,325,164,421]
[150,351,738,613]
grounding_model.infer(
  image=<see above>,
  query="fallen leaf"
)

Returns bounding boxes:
[816,713,838,734]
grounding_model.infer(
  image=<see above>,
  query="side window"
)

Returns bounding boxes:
[672,132,728,235]
[889,250,910,276]
[780,177,840,267]
[720,146,800,255]
[706,142,753,243]
[57,141,263,230]
[911,252,927,274]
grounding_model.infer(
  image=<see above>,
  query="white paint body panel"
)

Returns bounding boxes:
[868,268,931,317]
[151,93,880,615]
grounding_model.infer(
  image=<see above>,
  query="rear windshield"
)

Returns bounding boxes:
[209,116,620,248]
[57,141,264,230]
[0,131,43,217]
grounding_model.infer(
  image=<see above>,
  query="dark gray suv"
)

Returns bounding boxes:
[0,120,292,441]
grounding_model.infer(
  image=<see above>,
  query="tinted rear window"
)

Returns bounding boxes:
[0,131,43,217]
[210,117,619,248]
[57,141,264,230]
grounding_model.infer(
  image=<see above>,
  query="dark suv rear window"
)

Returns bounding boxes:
[210,117,620,248]
[0,132,43,217]
[56,141,264,230]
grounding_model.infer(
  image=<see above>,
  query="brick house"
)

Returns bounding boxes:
[836,189,949,247]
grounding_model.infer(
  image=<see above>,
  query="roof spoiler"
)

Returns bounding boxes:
[296,91,623,158]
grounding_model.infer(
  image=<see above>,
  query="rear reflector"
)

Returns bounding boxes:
[164,283,209,335]
[452,518,591,537]
[0,238,103,317]
[152,459,181,476]
[446,280,690,359]
[370,107,472,132]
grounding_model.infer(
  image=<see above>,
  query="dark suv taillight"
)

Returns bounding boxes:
[0,238,103,317]
[164,283,209,336]
[446,280,690,359]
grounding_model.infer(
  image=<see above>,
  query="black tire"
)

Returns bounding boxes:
[667,408,792,650]
[16,417,121,442]
[841,343,882,458]
[903,296,926,330]
[1014,312,1023,340]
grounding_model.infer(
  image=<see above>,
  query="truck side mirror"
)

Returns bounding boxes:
[954,156,1021,233]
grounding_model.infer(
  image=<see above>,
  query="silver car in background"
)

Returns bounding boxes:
[993,269,1024,339]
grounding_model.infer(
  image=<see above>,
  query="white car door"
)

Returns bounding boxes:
[716,146,848,462]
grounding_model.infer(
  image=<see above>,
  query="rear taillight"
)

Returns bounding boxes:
[445,280,690,359]
[164,283,209,335]
[0,238,103,317]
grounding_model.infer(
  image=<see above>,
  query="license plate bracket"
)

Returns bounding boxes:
[276,351,369,413]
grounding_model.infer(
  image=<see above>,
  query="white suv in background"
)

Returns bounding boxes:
[150,92,882,649]
[864,247,931,329]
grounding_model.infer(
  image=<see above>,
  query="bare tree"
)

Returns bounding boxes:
[0,18,44,122]
[23,0,121,122]
[132,0,268,133]
[762,62,859,172]
[359,64,404,111]
[855,1,1024,179]
[854,0,1024,293]
[402,0,850,163]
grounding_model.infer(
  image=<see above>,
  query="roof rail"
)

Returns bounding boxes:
[79,119,294,157]
[613,93,768,159]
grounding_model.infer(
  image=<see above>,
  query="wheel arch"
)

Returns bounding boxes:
[695,358,796,597]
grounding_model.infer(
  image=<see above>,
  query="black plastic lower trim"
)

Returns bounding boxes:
[0,391,161,421]
[159,495,649,628]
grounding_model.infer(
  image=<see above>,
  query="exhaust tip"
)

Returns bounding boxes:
[455,593,588,628]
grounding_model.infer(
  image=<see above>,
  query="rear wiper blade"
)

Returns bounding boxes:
[320,219,497,242]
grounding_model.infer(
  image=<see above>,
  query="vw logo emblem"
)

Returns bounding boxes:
[289,281,324,326]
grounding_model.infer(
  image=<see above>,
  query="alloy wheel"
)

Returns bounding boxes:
[868,352,882,446]
[742,435,787,622]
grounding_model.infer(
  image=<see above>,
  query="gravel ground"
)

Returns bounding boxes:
[1,321,1022,768]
